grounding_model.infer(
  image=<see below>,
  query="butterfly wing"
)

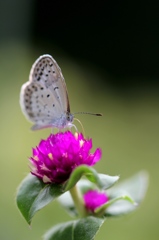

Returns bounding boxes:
[20,55,72,130]
[29,54,70,113]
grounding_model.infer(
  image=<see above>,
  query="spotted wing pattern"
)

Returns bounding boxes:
[20,54,73,130]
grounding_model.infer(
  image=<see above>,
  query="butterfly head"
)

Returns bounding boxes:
[66,111,74,124]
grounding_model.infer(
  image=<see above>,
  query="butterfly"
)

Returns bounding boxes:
[20,54,102,130]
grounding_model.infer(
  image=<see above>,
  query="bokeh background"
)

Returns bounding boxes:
[0,1,159,239]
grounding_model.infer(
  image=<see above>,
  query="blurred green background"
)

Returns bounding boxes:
[0,1,159,239]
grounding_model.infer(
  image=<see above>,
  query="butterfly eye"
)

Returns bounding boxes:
[66,114,70,121]
[66,112,73,123]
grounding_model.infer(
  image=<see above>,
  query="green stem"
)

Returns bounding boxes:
[69,185,87,217]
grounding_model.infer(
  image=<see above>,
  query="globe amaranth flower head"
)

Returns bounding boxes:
[83,190,109,213]
[29,131,102,184]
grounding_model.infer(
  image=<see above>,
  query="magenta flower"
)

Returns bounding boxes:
[29,131,101,184]
[83,190,109,212]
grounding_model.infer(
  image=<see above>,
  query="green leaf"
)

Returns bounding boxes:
[95,194,135,216]
[43,216,105,240]
[64,165,102,191]
[98,174,119,189]
[105,170,149,216]
[16,174,64,224]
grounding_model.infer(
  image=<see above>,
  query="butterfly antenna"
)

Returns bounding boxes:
[74,112,102,116]
[74,118,85,136]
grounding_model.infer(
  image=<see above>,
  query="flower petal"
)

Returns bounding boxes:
[29,131,102,184]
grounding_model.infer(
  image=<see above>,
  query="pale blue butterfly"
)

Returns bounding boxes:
[20,54,101,130]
